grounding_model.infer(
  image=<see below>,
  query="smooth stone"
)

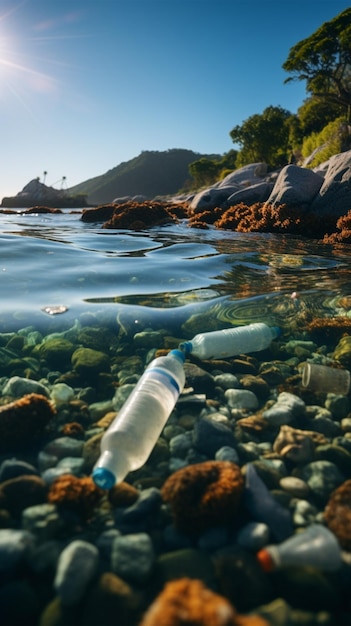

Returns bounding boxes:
[21,503,62,540]
[96,529,121,561]
[133,330,164,348]
[192,416,236,457]
[279,476,309,499]
[169,433,193,458]
[224,388,259,410]
[214,373,241,389]
[0,529,35,577]
[2,376,50,398]
[262,405,295,426]
[215,446,240,464]
[236,521,270,550]
[50,383,75,407]
[314,443,351,476]
[71,347,110,377]
[292,499,319,527]
[0,459,39,482]
[111,533,155,584]
[88,400,114,420]
[57,457,85,475]
[37,451,58,472]
[119,488,162,523]
[295,460,345,506]
[54,540,99,605]
[325,394,351,420]
[156,548,216,588]
[43,437,84,459]
[41,467,72,485]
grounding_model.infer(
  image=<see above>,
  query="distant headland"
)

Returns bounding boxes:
[1,178,89,209]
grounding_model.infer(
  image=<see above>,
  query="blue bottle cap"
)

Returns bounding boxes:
[170,348,186,362]
[92,467,116,490]
[178,341,192,355]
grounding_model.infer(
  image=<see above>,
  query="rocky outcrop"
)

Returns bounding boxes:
[188,150,351,219]
[1,179,88,209]
[266,165,324,210]
[190,162,268,212]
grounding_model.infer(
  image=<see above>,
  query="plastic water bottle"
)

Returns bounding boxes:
[92,349,185,490]
[179,322,280,360]
[256,524,342,572]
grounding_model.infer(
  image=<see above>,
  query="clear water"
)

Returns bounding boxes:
[1,209,351,335]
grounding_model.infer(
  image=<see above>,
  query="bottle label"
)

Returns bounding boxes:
[148,367,180,393]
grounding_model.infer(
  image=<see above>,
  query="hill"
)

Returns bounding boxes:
[67,149,219,205]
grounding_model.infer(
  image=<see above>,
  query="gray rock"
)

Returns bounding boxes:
[224,182,274,208]
[192,416,236,457]
[2,376,50,398]
[292,499,319,527]
[263,392,305,426]
[214,373,241,390]
[57,457,85,475]
[22,504,62,541]
[224,388,259,410]
[111,532,154,583]
[169,432,193,458]
[218,162,268,187]
[96,529,121,560]
[43,437,84,459]
[190,186,239,213]
[297,460,345,506]
[0,529,35,577]
[0,459,38,482]
[310,149,351,216]
[237,521,270,550]
[266,165,323,209]
[119,487,162,523]
[279,476,309,499]
[54,540,99,605]
[325,393,351,420]
[215,446,240,464]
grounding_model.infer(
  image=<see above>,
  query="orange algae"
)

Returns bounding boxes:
[161,460,244,535]
[139,578,269,626]
[47,475,103,519]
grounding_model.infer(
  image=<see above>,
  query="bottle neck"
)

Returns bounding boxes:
[94,449,130,485]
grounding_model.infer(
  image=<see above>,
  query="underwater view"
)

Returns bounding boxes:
[2,210,351,625]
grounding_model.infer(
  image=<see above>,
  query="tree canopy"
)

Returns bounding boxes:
[229,105,293,168]
[283,8,351,122]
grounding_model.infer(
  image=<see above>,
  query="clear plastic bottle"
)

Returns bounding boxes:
[179,322,280,360]
[92,349,185,490]
[256,524,342,572]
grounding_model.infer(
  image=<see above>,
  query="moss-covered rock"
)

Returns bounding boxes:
[71,348,110,379]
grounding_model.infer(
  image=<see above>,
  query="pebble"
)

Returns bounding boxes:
[0,459,39,481]
[224,388,259,410]
[279,476,310,499]
[214,373,241,389]
[21,503,62,540]
[169,432,193,458]
[192,416,236,457]
[56,456,85,475]
[54,540,99,605]
[50,383,75,407]
[292,499,319,526]
[0,529,35,577]
[236,521,270,550]
[215,445,240,464]
[43,437,84,459]
[296,460,345,506]
[2,376,50,398]
[118,487,162,524]
[324,393,351,420]
[111,532,155,583]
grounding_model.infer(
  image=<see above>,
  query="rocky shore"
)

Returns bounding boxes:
[1,306,351,625]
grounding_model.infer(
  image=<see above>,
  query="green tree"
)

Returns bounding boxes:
[283,8,351,122]
[297,96,345,136]
[229,105,292,168]
[189,158,220,187]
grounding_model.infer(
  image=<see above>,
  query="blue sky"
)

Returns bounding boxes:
[0,0,350,198]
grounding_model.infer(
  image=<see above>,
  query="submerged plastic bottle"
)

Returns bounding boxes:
[256,524,342,572]
[92,349,185,490]
[179,322,280,360]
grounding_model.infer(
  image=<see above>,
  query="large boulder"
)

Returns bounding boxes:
[190,186,239,213]
[310,150,351,217]
[217,162,268,188]
[266,165,323,210]
[224,182,274,208]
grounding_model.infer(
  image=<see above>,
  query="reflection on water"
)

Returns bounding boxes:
[0,211,351,335]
